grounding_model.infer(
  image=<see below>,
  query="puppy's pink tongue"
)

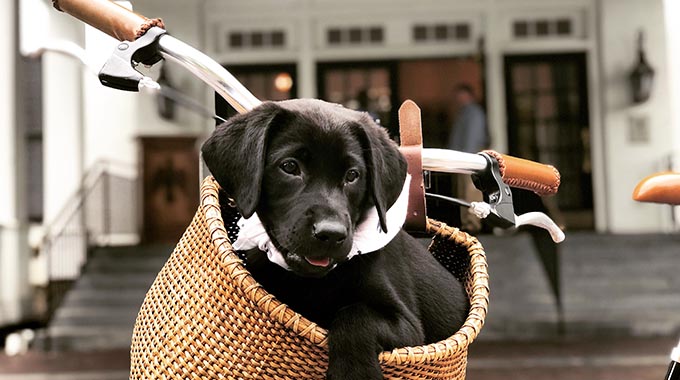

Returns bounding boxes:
[305,257,330,267]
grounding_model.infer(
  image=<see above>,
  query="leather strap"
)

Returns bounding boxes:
[398,100,428,232]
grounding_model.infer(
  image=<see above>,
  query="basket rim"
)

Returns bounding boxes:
[200,176,489,365]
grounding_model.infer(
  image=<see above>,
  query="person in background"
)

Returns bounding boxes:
[448,84,490,232]
[448,84,489,153]
[355,88,381,123]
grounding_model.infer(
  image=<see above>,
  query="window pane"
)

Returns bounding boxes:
[413,25,428,41]
[513,21,528,38]
[556,19,572,35]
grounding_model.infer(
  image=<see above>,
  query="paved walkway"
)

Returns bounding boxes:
[1,336,676,379]
[476,231,680,340]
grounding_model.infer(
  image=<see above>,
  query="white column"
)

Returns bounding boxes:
[663,0,680,227]
[484,5,507,153]
[297,3,316,99]
[664,0,680,164]
[42,12,85,223]
[0,0,31,324]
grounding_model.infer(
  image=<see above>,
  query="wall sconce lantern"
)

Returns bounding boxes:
[629,30,655,104]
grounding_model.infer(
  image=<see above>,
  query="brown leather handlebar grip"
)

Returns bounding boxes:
[483,150,561,196]
[52,0,164,41]
[633,172,680,205]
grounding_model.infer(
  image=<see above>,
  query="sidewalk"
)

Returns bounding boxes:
[477,231,680,340]
[467,336,676,380]
[0,336,676,379]
[0,349,129,379]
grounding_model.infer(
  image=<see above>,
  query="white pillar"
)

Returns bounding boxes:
[0,0,31,324]
[664,0,680,164]
[484,6,507,153]
[42,11,85,223]
[663,0,680,227]
[297,5,316,99]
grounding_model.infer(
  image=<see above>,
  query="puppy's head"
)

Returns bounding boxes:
[202,99,407,277]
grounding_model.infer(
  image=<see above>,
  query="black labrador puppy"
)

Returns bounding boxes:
[202,99,468,380]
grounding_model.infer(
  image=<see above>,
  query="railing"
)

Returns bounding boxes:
[39,160,137,321]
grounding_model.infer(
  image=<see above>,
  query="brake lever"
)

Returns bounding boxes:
[515,212,565,243]
[468,202,565,243]
[98,26,166,91]
[470,152,515,228]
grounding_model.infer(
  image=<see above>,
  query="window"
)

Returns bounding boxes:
[412,22,472,43]
[227,30,286,50]
[512,18,575,39]
[325,26,385,46]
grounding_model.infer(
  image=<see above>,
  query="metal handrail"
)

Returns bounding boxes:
[40,160,136,324]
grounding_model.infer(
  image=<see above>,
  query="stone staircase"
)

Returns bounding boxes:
[33,231,680,351]
[39,245,173,351]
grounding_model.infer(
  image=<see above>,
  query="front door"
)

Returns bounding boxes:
[504,53,593,229]
[141,137,199,243]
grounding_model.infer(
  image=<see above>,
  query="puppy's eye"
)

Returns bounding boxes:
[345,169,360,183]
[280,160,300,175]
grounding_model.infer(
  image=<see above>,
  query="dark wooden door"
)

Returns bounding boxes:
[505,53,593,229]
[141,137,199,243]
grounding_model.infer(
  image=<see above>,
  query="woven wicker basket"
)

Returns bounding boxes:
[129,176,489,379]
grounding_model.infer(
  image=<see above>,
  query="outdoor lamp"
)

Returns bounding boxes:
[629,30,655,104]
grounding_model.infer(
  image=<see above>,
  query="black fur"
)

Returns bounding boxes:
[202,99,468,380]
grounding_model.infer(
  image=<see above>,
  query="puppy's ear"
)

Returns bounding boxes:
[353,117,408,232]
[201,102,286,218]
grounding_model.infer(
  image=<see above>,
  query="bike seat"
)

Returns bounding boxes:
[632,172,680,205]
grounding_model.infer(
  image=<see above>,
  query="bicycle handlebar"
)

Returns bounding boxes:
[484,150,561,196]
[55,0,260,113]
[633,172,680,205]
[51,0,561,197]
[157,36,262,114]
[52,0,564,239]
[421,149,560,196]
[52,0,164,42]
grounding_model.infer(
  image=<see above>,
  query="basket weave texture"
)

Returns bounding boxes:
[130,176,489,379]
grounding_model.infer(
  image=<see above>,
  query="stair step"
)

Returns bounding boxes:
[85,256,168,274]
[50,308,140,328]
[42,244,173,351]
[90,245,174,259]
[60,288,150,303]
[73,274,157,290]
[38,326,134,351]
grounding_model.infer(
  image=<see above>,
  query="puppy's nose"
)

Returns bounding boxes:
[313,220,347,245]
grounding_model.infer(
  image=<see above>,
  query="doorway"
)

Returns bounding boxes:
[317,57,484,226]
[504,53,593,229]
[215,63,297,120]
[140,137,199,243]
[317,61,399,136]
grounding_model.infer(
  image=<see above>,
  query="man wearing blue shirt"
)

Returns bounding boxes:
[448,84,489,153]
[448,84,490,232]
